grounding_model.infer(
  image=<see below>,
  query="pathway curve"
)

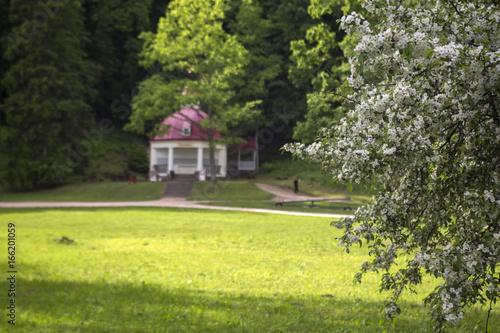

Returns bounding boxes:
[0,182,352,218]
[0,200,351,218]
[253,182,316,200]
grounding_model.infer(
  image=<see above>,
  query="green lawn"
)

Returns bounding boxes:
[1,208,497,332]
[201,200,361,215]
[0,181,167,202]
[254,176,372,203]
[188,180,274,201]
[259,158,376,195]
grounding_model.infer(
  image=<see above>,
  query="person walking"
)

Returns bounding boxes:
[293,177,300,194]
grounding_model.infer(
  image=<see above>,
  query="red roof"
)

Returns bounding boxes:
[151,108,221,141]
[236,137,257,150]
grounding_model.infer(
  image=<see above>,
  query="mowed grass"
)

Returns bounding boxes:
[1,208,498,332]
[254,176,372,203]
[0,181,167,202]
[188,180,274,201]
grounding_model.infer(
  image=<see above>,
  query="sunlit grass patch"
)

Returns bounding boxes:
[1,208,497,332]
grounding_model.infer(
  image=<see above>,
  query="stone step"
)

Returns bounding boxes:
[163,175,196,198]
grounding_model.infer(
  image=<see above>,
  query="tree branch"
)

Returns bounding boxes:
[446,0,463,18]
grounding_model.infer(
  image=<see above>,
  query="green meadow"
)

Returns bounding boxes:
[0,182,167,202]
[1,208,498,332]
[188,180,274,201]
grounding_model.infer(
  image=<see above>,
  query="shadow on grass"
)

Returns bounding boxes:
[13,276,498,333]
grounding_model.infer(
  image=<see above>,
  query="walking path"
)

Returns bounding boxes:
[0,183,352,218]
[253,183,316,200]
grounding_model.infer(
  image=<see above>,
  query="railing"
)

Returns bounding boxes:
[238,161,256,170]
[203,165,221,175]
[154,164,169,174]
[177,165,197,174]
[156,164,222,175]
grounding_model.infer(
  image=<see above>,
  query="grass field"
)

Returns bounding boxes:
[0,182,167,202]
[1,208,498,332]
[260,158,375,195]
[254,176,372,203]
[188,180,274,201]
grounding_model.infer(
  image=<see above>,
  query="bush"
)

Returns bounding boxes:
[127,145,149,174]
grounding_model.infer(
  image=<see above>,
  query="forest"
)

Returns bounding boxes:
[0,0,354,189]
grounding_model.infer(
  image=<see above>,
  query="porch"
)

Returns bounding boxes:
[150,141,227,178]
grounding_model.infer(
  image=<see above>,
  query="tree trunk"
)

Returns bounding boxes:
[207,107,217,184]
[254,128,259,174]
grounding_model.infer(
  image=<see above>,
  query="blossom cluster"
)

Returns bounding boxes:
[286,0,500,329]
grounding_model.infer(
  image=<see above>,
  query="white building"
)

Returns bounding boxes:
[149,108,227,178]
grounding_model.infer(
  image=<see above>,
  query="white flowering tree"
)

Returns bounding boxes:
[286,0,500,330]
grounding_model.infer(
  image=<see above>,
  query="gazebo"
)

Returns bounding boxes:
[149,108,227,179]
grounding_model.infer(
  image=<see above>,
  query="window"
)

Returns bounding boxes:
[182,123,191,136]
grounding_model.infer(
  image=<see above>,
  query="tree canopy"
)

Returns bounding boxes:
[83,0,155,123]
[286,0,500,330]
[1,0,99,188]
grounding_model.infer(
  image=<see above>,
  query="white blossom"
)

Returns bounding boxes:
[285,0,500,330]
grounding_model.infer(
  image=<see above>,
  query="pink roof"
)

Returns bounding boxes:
[236,137,257,150]
[151,108,221,141]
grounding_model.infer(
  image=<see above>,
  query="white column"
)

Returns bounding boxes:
[150,146,156,170]
[197,146,203,171]
[219,145,227,177]
[168,147,174,173]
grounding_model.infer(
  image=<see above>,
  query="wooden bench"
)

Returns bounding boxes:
[275,197,352,209]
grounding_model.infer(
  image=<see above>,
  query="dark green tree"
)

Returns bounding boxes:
[0,0,11,114]
[83,0,154,123]
[261,0,315,140]
[227,0,281,171]
[289,0,374,144]
[0,0,100,189]
[127,144,149,174]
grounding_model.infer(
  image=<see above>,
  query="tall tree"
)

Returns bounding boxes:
[0,0,99,189]
[261,0,314,140]
[83,0,154,123]
[227,0,281,171]
[0,0,11,127]
[289,0,370,144]
[287,0,500,330]
[126,0,259,183]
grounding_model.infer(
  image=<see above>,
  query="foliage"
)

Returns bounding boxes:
[0,0,100,189]
[83,0,154,123]
[226,0,281,149]
[286,0,500,330]
[258,0,315,139]
[228,0,281,111]
[127,144,149,174]
[2,207,498,332]
[0,0,10,100]
[289,0,372,144]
